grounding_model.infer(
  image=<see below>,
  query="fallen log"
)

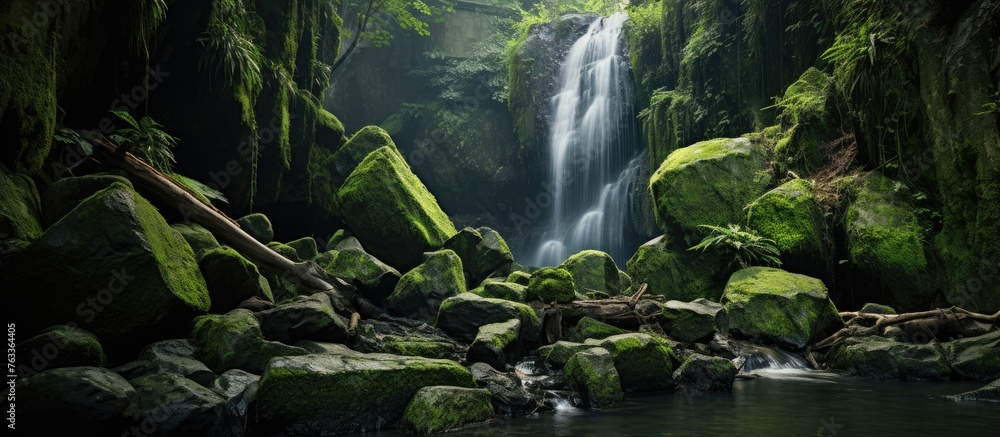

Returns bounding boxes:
[556,299,643,330]
[814,306,999,350]
[91,138,356,311]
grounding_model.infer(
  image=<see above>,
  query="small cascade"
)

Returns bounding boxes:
[530,12,642,267]
[740,344,811,372]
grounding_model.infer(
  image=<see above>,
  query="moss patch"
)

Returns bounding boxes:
[564,347,624,409]
[625,236,724,301]
[0,164,43,241]
[402,386,493,435]
[527,267,576,303]
[569,317,628,342]
[559,250,623,295]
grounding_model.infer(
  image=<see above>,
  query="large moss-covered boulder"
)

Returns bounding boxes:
[672,354,737,391]
[5,183,210,347]
[198,246,273,313]
[721,267,843,350]
[286,237,319,260]
[568,317,628,342]
[129,373,229,436]
[436,293,541,343]
[471,281,528,303]
[745,179,832,281]
[536,341,592,370]
[20,367,138,436]
[315,108,348,150]
[442,227,515,286]
[255,293,351,344]
[467,319,521,371]
[649,138,771,240]
[626,236,723,301]
[826,336,951,381]
[558,250,623,295]
[661,299,729,343]
[170,223,221,258]
[0,163,43,242]
[387,249,467,324]
[846,175,932,311]
[527,267,576,303]
[336,146,457,271]
[254,351,477,435]
[946,331,1000,382]
[772,68,839,173]
[583,333,677,393]
[401,386,494,435]
[323,247,401,306]
[191,309,309,374]
[39,173,131,228]
[350,318,466,361]
[16,325,105,376]
[564,347,624,409]
[237,213,273,244]
[329,125,399,189]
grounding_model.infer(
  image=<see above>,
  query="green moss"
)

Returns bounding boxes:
[625,236,724,301]
[584,333,677,393]
[745,179,826,255]
[569,317,628,342]
[527,267,576,303]
[559,250,622,295]
[286,237,319,260]
[536,341,591,369]
[0,164,43,240]
[192,309,307,373]
[402,386,493,435]
[267,241,302,262]
[564,348,623,409]
[472,281,527,303]
[237,213,274,244]
[315,108,347,150]
[387,249,465,322]
[505,271,532,286]
[771,68,836,173]
[199,246,273,311]
[859,303,897,315]
[170,223,221,259]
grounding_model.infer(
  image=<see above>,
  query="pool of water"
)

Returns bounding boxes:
[368,369,1000,436]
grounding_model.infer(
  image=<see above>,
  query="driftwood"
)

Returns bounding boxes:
[91,138,356,312]
[814,306,999,350]
[556,299,644,330]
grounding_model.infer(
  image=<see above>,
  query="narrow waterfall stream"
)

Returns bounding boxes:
[531,12,642,267]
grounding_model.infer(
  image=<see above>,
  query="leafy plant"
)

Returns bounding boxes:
[689,224,783,270]
[125,0,169,57]
[108,110,178,172]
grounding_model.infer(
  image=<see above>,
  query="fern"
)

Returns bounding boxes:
[109,111,178,172]
[125,0,169,57]
[168,173,229,204]
[689,224,783,270]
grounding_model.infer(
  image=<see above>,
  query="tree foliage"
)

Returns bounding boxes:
[689,224,783,270]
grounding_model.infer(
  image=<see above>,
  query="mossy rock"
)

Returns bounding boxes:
[826,336,951,381]
[266,241,301,262]
[583,333,678,393]
[329,125,399,189]
[39,173,132,228]
[337,146,457,271]
[745,179,831,281]
[505,271,532,286]
[16,325,105,376]
[191,309,309,374]
[625,236,724,301]
[442,227,515,287]
[467,319,522,371]
[199,246,273,313]
[387,249,467,324]
[325,229,351,251]
[661,299,729,343]
[350,319,466,361]
[129,373,228,435]
[472,281,528,303]
[564,347,624,409]
[323,247,401,306]
[4,183,210,347]
[170,223,221,259]
[859,303,897,315]
[649,137,772,242]
[946,330,1000,382]
[846,174,932,311]
[436,293,541,344]
[568,317,628,342]
[721,267,843,350]
[0,163,42,242]
[315,108,347,151]
[132,339,216,387]
[237,213,274,244]
[286,237,319,260]
[772,68,839,173]
[527,267,576,303]
[948,378,1000,403]
[671,354,737,391]
[536,341,592,370]
[255,293,350,344]
[255,351,476,434]
[19,367,138,436]
[558,250,623,295]
[402,386,494,435]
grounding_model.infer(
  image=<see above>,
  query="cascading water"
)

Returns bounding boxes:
[531,12,642,267]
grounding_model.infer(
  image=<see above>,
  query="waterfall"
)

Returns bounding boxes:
[531,12,641,267]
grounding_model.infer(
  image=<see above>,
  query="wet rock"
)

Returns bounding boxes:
[255,293,350,344]
[583,333,678,393]
[443,227,515,286]
[199,246,273,313]
[401,386,494,435]
[129,373,229,436]
[351,317,466,360]
[948,378,1000,403]
[191,309,309,374]
[564,347,624,408]
[171,223,221,258]
[20,366,138,436]
[39,173,130,228]
[946,330,1000,382]
[15,325,105,376]
[135,339,216,386]
[536,341,592,369]
[468,362,538,416]
[387,249,467,324]
[436,293,541,344]
[567,317,627,342]
[672,354,737,391]
[661,299,729,343]
[236,213,273,244]
[322,247,401,306]
[467,319,522,371]
[210,369,260,437]
[826,336,951,381]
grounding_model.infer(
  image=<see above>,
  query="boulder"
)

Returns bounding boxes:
[387,249,467,324]
[254,351,476,435]
[626,236,724,301]
[324,229,352,251]
[39,173,130,228]
[129,373,229,436]
[210,369,261,437]
[506,271,532,286]
[135,339,216,386]
[0,164,42,243]
[236,213,273,244]
[568,317,627,342]
[255,293,350,344]
[559,250,623,295]
[467,319,522,371]
[170,223,221,258]
[20,366,138,436]
[527,267,576,303]
[468,362,538,416]
[442,227,515,286]
[946,330,1000,382]
[649,137,771,241]
[826,336,952,380]
[15,325,105,376]
[191,309,309,374]
[846,174,932,311]
[351,317,465,360]
[436,293,541,343]
[471,280,528,303]
[401,386,494,435]
[671,354,737,391]
[198,246,273,313]
[266,241,301,262]
[721,267,844,350]
[336,146,457,271]
[286,237,319,260]
[322,247,401,306]
[859,302,897,315]
[661,299,729,343]
[745,179,832,281]
[948,378,1000,403]
[564,347,624,409]
[328,125,399,190]
[5,183,210,349]
[315,108,348,150]
[536,341,592,370]
[583,333,677,393]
